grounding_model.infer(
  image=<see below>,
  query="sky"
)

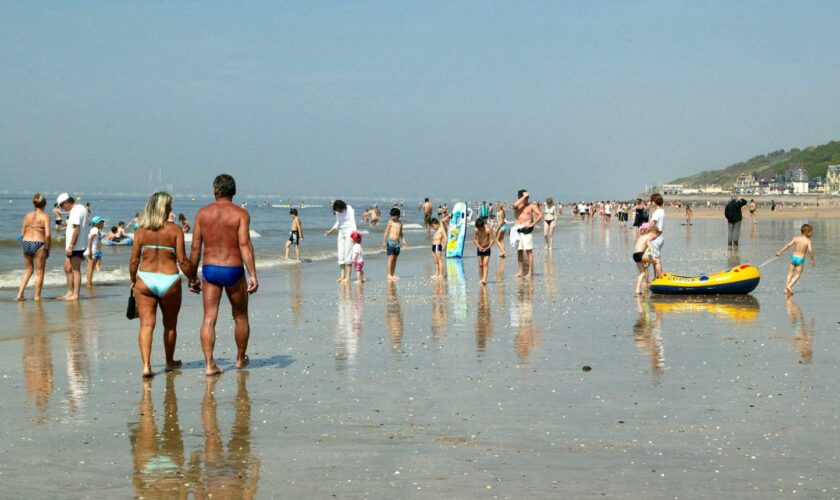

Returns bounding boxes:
[2,1,840,201]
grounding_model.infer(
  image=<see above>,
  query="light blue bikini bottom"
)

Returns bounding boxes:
[137,271,180,297]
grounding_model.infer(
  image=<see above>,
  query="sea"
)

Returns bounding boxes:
[0,193,430,292]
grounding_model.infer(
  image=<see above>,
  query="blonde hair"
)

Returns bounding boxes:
[138,192,173,230]
[32,193,46,209]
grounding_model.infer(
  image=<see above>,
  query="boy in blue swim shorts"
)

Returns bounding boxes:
[775,223,815,296]
[381,208,407,281]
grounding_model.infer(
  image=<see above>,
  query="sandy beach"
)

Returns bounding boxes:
[1,217,839,497]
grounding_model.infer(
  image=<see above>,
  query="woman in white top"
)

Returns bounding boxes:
[543,197,558,249]
[324,199,357,282]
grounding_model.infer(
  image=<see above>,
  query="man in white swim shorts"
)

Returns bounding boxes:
[512,189,543,279]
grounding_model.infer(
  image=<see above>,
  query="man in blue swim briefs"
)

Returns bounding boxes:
[189,174,259,376]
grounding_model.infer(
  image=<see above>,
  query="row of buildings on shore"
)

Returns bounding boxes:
[662,164,840,196]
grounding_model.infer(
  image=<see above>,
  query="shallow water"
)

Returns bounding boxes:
[0,217,839,498]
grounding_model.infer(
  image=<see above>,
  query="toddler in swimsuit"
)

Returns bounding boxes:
[350,231,365,283]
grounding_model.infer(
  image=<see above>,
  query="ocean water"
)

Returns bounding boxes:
[0,194,431,291]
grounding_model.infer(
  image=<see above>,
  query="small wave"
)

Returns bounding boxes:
[0,267,131,290]
[0,244,423,289]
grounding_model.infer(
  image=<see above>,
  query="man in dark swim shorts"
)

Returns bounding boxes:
[190,174,258,376]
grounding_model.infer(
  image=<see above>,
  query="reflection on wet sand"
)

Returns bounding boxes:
[650,295,761,323]
[495,258,506,310]
[542,250,556,300]
[786,298,814,363]
[511,282,541,361]
[130,372,260,498]
[727,247,741,269]
[386,282,404,350]
[287,264,303,327]
[20,302,53,424]
[130,375,187,496]
[634,297,665,380]
[64,302,90,417]
[474,285,493,354]
[431,279,448,339]
[193,373,260,497]
[335,283,362,370]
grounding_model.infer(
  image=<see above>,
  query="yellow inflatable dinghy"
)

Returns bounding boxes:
[649,264,760,295]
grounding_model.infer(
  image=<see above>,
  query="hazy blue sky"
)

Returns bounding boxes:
[3,1,840,200]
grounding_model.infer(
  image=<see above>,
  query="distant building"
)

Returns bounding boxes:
[790,168,809,194]
[733,173,759,194]
[700,184,724,194]
[827,165,840,194]
[661,184,685,195]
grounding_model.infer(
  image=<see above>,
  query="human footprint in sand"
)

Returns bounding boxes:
[189,175,258,376]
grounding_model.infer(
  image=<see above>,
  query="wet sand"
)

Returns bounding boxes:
[1,218,839,498]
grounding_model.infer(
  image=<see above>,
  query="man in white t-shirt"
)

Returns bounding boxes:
[57,193,88,301]
[649,193,665,279]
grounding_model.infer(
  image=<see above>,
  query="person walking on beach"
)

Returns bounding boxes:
[56,193,88,301]
[284,208,303,261]
[649,193,666,279]
[748,199,757,224]
[511,190,543,279]
[189,175,259,376]
[724,195,748,247]
[494,203,507,257]
[130,192,195,377]
[422,198,433,239]
[325,200,357,283]
[16,193,51,301]
[543,197,557,250]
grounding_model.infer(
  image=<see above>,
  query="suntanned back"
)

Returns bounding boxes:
[197,201,248,266]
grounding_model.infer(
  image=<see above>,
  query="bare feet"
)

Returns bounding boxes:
[514,272,523,278]
[236,355,250,369]
[785,288,794,296]
[388,276,400,281]
[480,280,487,285]
[165,360,183,372]
[499,253,506,258]
[58,295,79,301]
[34,296,41,301]
[205,364,224,376]
[15,295,24,301]
[142,366,154,378]
[525,273,533,279]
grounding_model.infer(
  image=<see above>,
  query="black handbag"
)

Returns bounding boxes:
[126,290,138,320]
